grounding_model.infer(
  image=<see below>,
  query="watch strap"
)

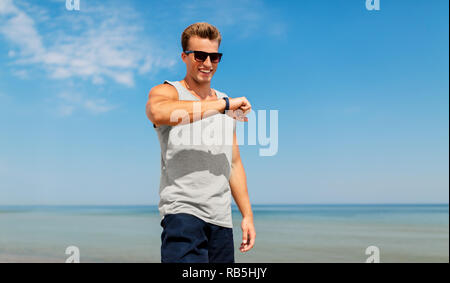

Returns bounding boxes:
[222,97,229,114]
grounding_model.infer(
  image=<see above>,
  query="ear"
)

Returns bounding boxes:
[181,52,187,64]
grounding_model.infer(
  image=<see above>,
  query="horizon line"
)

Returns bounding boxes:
[0,202,448,207]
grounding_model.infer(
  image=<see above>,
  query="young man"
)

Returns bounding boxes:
[145,22,255,263]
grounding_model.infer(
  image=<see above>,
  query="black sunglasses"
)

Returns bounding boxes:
[184,50,223,63]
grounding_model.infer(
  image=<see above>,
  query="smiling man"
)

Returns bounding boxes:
[145,22,255,263]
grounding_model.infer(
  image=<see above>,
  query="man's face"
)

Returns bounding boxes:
[182,36,220,84]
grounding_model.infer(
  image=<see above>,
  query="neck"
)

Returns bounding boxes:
[182,76,212,99]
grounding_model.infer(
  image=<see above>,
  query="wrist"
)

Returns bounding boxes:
[222,97,229,114]
[242,213,254,220]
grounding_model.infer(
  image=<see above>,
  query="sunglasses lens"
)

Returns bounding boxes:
[194,52,208,62]
[191,51,222,63]
[210,53,222,63]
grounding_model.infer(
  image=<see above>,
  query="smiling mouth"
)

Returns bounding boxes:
[199,69,212,74]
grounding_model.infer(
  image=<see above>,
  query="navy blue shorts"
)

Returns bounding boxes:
[160,213,235,263]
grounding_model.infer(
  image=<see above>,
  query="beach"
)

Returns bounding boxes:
[0,204,448,263]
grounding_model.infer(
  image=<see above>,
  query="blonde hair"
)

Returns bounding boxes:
[181,22,222,51]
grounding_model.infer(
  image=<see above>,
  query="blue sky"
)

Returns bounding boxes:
[0,0,448,205]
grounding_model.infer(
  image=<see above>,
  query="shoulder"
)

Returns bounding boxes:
[148,82,178,100]
[214,88,229,99]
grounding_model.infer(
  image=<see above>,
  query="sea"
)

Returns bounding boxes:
[0,204,448,263]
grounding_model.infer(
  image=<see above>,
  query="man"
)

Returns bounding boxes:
[145,22,255,263]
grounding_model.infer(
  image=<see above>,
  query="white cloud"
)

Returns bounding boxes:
[0,0,18,14]
[0,0,45,57]
[57,91,82,104]
[56,92,116,116]
[83,98,116,114]
[58,104,75,116]
[0,0,176,87]
[1,0,284,89]
[1,0,284,90]
[181,0,286,39]
[12,69,28,79]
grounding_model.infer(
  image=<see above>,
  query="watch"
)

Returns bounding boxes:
[222,97,229,114]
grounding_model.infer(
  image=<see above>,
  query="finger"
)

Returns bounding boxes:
[227,111,238,120]
[236,118,247,122]
[228,108,248,122]
[240,240,249,252]
[242,229,248,245]
[248,232,256,251]
[242,104,251,110]
[240,105,251,115]
[241,101,251,108]
[241,228,255,252]
[239,108,250,115]
[244,234,254,252]
[234,112,246,122]
[234,108,245,116]
[234,115,244,122]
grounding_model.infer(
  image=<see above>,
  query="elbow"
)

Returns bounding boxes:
[146,102,161,125]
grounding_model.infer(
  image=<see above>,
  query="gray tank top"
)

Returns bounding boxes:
[154,80,236,228]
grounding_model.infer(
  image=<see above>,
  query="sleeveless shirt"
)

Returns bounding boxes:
[153,80,236,228]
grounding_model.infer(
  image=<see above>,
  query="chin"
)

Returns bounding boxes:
[197,74,212,83]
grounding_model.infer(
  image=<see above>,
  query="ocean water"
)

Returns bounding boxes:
[0,204,448,263]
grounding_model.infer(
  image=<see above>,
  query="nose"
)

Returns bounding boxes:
[202,56,213,68]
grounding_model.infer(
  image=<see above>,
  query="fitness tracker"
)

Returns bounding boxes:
[222,97,229,114]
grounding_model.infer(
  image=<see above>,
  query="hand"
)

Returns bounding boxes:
[227,97,252,122]
[240,216,256,253]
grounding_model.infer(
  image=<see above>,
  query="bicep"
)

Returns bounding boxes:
[146,84,178,125]
[147,84,176,109]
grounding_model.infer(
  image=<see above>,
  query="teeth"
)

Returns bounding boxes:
[199,70,211,73]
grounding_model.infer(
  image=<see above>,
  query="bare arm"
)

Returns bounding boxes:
[229,130,256,253]
[146,84,226,127]
[146,84,253,127]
